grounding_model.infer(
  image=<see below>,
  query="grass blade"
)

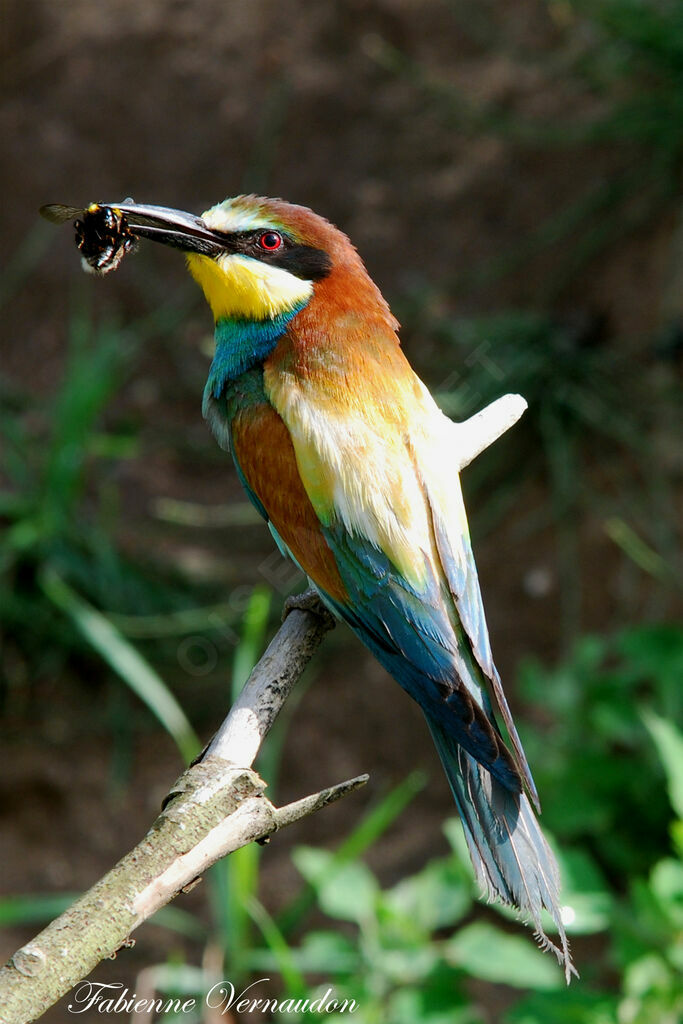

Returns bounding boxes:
[39,567,200,763]
[245,896,307,997]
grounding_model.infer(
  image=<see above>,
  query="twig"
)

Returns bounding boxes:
[454,394,527,470]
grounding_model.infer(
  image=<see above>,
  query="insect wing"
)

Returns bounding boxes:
[39,204,85,225]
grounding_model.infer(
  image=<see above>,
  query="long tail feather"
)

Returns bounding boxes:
[426,715,577,983]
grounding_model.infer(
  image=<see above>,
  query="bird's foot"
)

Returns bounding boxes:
[282,588,336,630]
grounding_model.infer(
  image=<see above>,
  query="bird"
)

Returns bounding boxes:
[47,194,575,978]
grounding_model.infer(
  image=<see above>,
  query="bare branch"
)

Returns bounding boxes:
[0,605,351,1024]
[206,602,334,766]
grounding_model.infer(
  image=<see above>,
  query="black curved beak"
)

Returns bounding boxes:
[108,201,227,256]
[40,199,229,257]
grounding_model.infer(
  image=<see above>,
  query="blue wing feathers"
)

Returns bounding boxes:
[323,523,522,794]
[212,381,572,976]
[320,479,573,974]
[428,497,540,808]
[427,715,575,982]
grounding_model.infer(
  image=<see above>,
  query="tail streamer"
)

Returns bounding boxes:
[427,716,577,983]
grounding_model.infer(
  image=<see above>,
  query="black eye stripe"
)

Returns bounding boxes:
[214,229,331,281]
[271,245,332,282]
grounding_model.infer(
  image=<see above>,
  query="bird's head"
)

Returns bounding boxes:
[101,194,379,322]
[183,195,338,323]
[50,195,398,387]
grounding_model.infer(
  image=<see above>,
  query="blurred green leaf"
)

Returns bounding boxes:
[557,848,613,935]
[388,981,482,1024]
[106,603,241,639]
[384,856,472,931]
[41,314,130,532]
[245,896,307,998]
[322,772,426,870]
[231,585,272,698]
[505,988,619,1024]
[152,497,261,528]
[623,951,673,999]
[442,816,475,873]
[447,922,565,989]
[123,960,209,996]
[672,820,683,860]
[517,629,679,878]
[604,517,672,583]
[368,944,441,988]
[292,847,378,924]
[0,893,77,927]
[296,931,360,974]
[278,772,424,935]
[642,711,683,819]
[150,906,208,940]
[649,858,683,929]
[0,893,205,939]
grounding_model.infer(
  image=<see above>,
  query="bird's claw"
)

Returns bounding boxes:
[282,588,335,629]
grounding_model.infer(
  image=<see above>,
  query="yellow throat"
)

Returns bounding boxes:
[186,251,313,322]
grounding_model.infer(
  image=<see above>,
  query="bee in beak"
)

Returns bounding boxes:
[40,199,227,275]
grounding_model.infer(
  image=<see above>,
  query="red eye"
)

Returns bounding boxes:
[258,231,282,251]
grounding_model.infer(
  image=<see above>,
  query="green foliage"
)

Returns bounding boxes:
[0,299,261,754]
[643,709,683,820]
[448,923,564,991]
[0,302,192,681]
[373,0,683,290]
[68,624,675,1022]
[519,627,682,877]
[268,630,681,1022]
[39,567,200,762]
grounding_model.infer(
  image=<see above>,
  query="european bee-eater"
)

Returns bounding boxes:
[42,195,574,978]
